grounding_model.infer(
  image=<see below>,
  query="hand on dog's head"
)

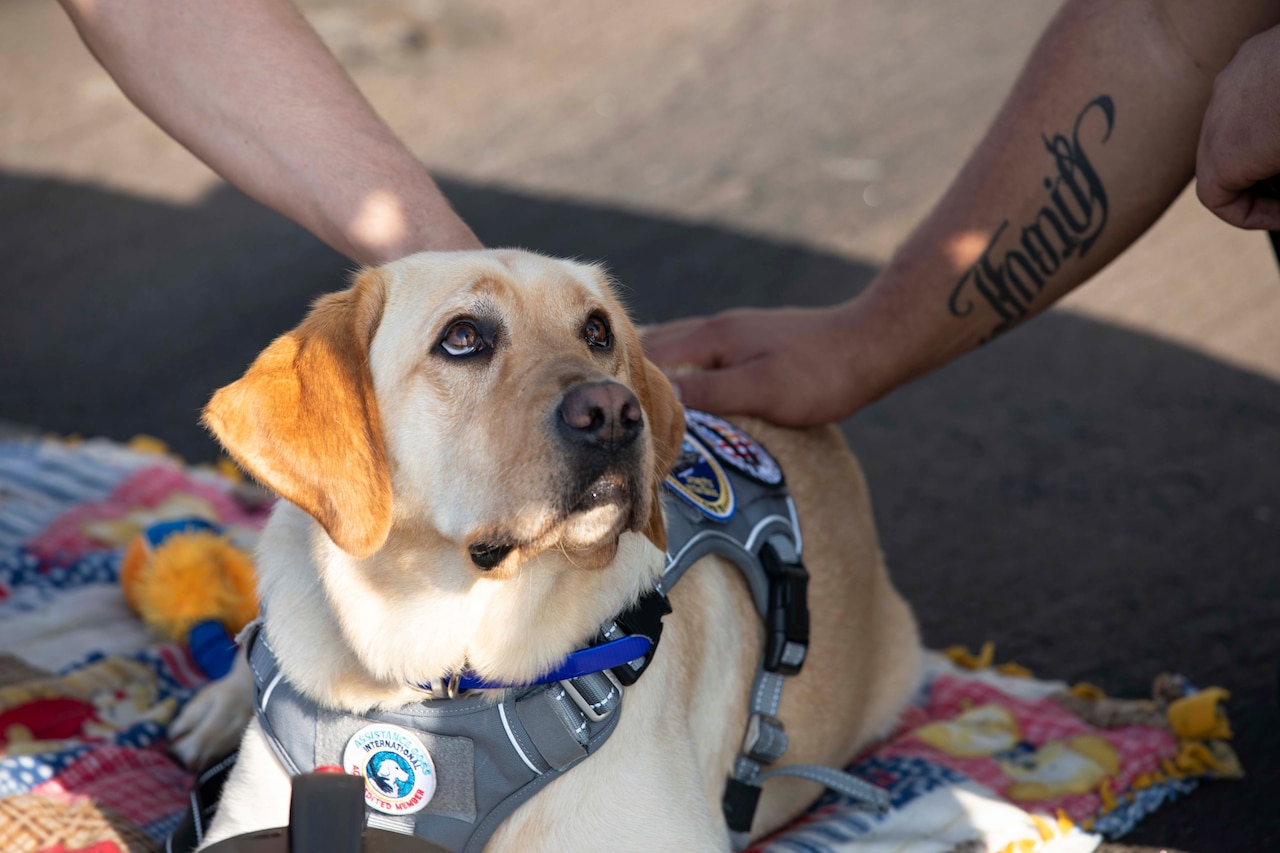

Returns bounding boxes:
[204,250,684,573]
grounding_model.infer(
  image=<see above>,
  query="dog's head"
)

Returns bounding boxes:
[204,250,684,578]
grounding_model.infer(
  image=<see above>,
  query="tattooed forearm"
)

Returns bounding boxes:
[949,95,1115,338]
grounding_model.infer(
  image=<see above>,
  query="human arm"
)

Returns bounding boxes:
[1197,23,1280,229]
[57,0,480,266]
[644,0,1280,426]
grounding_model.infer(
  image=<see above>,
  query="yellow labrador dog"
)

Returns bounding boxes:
[178,249,920,850]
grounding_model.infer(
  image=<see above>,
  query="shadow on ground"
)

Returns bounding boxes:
[1,171,1276,851]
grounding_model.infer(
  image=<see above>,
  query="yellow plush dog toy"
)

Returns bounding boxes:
[120,518,259,678]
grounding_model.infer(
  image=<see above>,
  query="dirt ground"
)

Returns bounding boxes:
[1,1,1277,849]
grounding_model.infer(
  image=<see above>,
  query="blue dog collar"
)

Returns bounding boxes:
[411,634,652,693]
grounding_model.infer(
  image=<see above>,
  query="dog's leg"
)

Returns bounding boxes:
[170,649,255,769]
[198,717,293,849]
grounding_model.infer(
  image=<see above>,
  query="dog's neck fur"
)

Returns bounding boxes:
[254,502,664,713]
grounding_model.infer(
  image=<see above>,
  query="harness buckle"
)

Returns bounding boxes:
[605,589,672,686]
[741,713,789,765]
[560,669,623,722]
[760,542,810,676]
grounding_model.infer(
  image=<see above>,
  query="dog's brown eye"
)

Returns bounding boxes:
[583,315,612,349]
[440,321,484,357]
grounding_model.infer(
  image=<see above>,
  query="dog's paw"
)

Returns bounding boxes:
[169,654,254,769]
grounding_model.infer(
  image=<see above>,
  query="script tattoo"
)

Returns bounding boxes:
[949,95,1115,337]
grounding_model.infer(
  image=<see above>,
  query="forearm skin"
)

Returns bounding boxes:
[844,0,1280,405]
[58,0,479,264]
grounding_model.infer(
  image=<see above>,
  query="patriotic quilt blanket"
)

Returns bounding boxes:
[0,437,1240,853]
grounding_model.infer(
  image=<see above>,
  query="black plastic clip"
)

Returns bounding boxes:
[722,777,763,835]
[608,589,672,685]
[761,542,809,675]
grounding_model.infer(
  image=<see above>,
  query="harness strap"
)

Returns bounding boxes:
[514,685,587,766]
[758,765,891,813]
[243,619,623,853]
[245,620,301,776]
[718,535,890,850]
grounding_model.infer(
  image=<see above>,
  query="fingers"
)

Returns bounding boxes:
[641,315,731,371]
[1195,119,1252,227]
[1197,182,1280,230]
[645,306,864,426]
[1196,27,1280,230]
[1239,195,1280,230]
[668,359,773,420]
[643,312,784,419]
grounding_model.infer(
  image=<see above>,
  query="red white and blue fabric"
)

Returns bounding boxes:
[0,437,1223,852]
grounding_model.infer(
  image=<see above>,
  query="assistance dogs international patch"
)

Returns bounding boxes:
[344,724,437,815]
[665,433,735,521]
[685,409,783,486]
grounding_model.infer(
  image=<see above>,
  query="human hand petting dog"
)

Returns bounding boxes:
[643,302,889,427]
[650,4,1280,427]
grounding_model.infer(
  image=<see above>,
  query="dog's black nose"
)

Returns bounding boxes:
[557,381,643,450]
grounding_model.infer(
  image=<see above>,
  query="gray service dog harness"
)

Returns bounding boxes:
[244,409,889,852]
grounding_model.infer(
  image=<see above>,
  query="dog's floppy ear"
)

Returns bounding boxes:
[204,270,392,558]
[634,355,685,553]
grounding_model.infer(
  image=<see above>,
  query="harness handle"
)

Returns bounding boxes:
[199,772,452,853]
[288,772,365,853]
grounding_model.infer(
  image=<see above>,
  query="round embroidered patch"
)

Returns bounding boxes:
[343,724,437,815]
[664,433,735,521]
[685,409,783,486]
